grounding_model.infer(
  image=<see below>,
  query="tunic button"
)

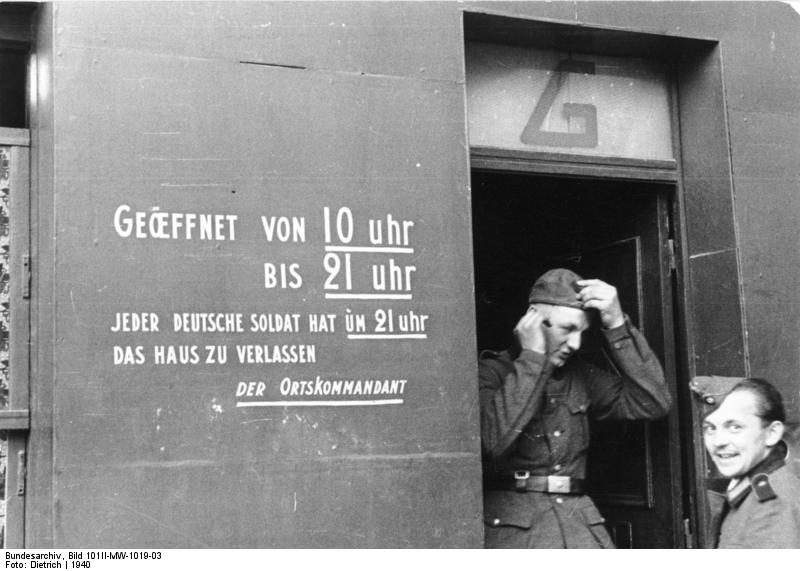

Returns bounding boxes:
[555,497,564,504]
[613,342,622,350]
[492,518,501,526]
[554,464,562,471]
[553,430,562,437]
[550,398,557,404]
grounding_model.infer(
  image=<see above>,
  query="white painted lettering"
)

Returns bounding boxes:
[263,263,303,289]
[113,345,145,365]
[238,381,266,397]
[112,205,238,241]
[111,312,160,332]
[113,204,133,237]
[261,216,306,242]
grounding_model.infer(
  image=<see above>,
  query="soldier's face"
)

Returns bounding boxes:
[702,390,783,479]
[541,306,589,368]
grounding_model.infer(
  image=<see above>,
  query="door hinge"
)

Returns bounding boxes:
[683,517,694,548]
[22,253,31,299]
[17,449,27,496]
[667,239,677,273]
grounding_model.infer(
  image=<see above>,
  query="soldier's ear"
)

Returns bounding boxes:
[764,420,785,447]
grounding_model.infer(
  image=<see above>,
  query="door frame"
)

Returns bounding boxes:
[464,11,746,548]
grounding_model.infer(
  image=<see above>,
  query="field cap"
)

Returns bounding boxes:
[689,375,744,416]
[528,268,584,308]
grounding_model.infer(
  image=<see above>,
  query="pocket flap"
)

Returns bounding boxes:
[580,503,607,526]
[483,492,535,529]
[566,390,590,414]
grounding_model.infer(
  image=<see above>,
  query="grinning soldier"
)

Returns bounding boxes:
[692,375,800,548]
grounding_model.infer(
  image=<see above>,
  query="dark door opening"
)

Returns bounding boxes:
[472,170,684,548]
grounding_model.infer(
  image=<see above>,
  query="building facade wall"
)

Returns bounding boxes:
[18,1,800,547]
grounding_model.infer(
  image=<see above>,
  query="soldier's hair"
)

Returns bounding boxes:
[729,378,786,424]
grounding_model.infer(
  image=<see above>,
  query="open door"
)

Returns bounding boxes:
[472,171,684,548]
[572,201,680,548]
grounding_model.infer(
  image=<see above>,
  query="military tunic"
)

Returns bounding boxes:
[479,317,671,548]
[708,442,800,548]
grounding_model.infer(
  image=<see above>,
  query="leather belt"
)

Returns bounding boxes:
[489,472,586,494]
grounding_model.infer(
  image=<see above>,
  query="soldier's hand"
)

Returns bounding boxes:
[576,279,625,329]
[514,306,547,354]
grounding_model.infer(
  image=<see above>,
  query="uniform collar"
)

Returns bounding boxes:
[506,341,562,378]
[726,441,787,507]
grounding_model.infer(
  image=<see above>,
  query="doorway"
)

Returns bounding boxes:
[472,170,684,548]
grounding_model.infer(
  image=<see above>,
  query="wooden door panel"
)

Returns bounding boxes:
[566,198,676,548]
[577,238,655,510]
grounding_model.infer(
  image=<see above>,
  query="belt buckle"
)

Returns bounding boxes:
[514,470,530,492]
[547,475,571,494]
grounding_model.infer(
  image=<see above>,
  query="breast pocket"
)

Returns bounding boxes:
[565,390,590,451]
[566,388,590,415]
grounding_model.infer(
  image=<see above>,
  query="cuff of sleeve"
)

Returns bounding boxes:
[602,315,632,344]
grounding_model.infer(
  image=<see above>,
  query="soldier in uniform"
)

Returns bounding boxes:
[479,268,671,548]
[691,375,800,548]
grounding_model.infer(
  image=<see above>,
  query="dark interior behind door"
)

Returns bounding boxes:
[471,171,682,548]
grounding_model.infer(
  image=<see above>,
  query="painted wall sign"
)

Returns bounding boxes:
[107,203,430,408]
[465,42,674,160]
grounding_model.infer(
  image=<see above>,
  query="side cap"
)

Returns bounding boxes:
[689,375,744,416]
